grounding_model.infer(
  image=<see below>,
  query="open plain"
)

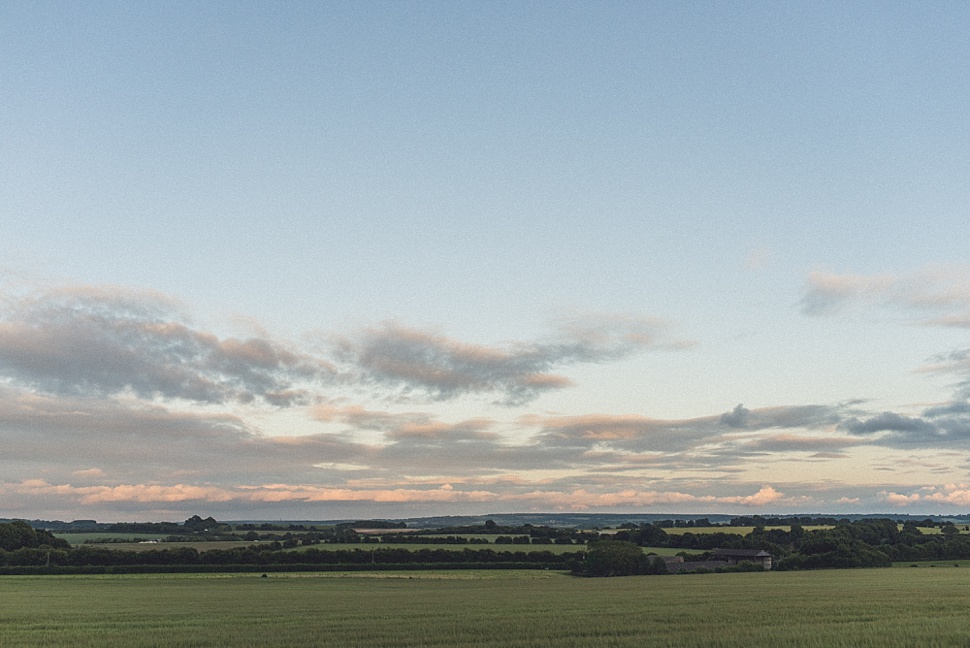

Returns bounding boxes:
[4,567,970,647]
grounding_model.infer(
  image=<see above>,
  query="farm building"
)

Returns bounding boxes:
[710,549,772,570]
[662,549,773,573]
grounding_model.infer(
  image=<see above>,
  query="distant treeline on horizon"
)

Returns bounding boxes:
[7,512,970,532]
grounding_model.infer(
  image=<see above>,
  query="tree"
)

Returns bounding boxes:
[582,540,645,577]
[0,521,70,551]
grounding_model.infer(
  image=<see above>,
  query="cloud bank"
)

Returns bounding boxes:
[1,278,968,519]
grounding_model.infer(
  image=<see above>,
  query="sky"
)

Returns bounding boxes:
[3,2,970,521]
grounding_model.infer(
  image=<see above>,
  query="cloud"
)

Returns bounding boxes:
[720,404,750,428]
[0,282,692,409]
[719,485,785,506]
[312,404,500,443]
[0,385,377,485]
[924,485,970,506]
[884,492,918,506]
[718,404,846,431]
[801,267,970,323]
[0,478,790,513]
[800,270,896,315]
[72,468,107,479]
[527,412,724,455]
[331,315,690,405]
[841,412,938,436]
[0,383,925,517]
[0,285,333,406]
[741,433,863,453]
[4,279,962,518]
[882,485,970,507]
[838,402,970,447]
[519,404,850,474]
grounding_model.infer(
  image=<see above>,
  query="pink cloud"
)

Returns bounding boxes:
[2,479,791,510]
[883,491,922,506]
[802,266,970,323]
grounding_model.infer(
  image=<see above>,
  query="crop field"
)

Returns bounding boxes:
[286,541,586,554]
[5,567,970,647]
[55,533,171,546]
[64,540,265,553]
[63,539,587,554]
[659,525,833,536]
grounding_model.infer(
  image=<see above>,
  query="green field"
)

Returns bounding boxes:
[4,568,970,647]
[660,525,833,535]
[55,533,172,546]
[287,541,585,554]
[67,539,265,552]
[66,539,585,553]
[657,524,965,536]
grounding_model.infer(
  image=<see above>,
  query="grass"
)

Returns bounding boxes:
[660,525,833,535]
[67,540,265,553]
[54,533,171,546]
[68,539,586,554]
[5,568,970,647]
[893,560,970,568]
[287,541,585,554]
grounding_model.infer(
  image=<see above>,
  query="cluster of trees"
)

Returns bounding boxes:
[577,541,669,577]
[0,521,70,552]
[609,519,962,571]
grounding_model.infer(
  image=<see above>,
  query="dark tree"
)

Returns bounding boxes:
[583,540,645,577]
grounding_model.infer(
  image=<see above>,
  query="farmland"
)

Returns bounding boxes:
[4,567,970,647]
[70,539,587,554]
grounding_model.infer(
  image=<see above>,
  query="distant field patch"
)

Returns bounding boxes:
[67,539,587,554]
[55,533,170,546]
[662,525,832,535]
[288,542,584,554]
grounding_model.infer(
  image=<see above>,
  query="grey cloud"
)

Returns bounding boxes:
[720,404,749,428]
[1,381,932,518]
[717,403,845,433]
[0,284,691,407]
[923,400,970,418]
[740,434,864,453]
[0,287,334,406]
[314,404,499,443]
[837,401,970,447]
[917,350,970,408]
[529,403,847,458]
[842,412,937,436]
[737,404,847,430]
[520,414,784,477]
[0,385,374,485]
[332,316,687,405]
[531,413,717,454]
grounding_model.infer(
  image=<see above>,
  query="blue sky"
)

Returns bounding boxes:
[3,2,970,520]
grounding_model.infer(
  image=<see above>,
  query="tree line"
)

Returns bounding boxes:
[7,517,970,575]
